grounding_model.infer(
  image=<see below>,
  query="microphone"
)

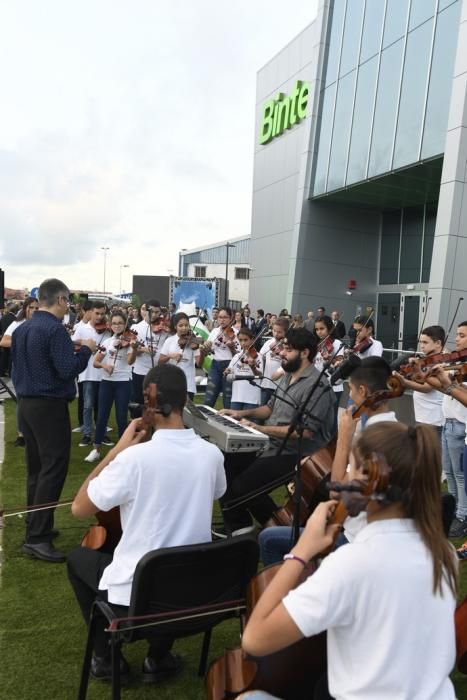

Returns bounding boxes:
[329,354,361,385]
[232,375,265,381]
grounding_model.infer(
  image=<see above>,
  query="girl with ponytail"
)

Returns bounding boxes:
[240,422,458,700]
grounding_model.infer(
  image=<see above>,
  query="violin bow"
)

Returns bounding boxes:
[229,324,267,372]
[443,297,465,350]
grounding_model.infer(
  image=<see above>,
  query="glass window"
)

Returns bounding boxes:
[380,210,401,284]
[399,207,424,284]
[234,268,250,280]
[393,20,433,170]
[368,39,404,178]
[439,0,457,10]
[325,0,346,86]
[422,2,462,158]
[360,0,385,63]
[194,266,206,278]
[339,0,365,77]
[327,70,357,191]
[383,0,410,47]
[347,57,378,185]
[422,203,437,282]
[409,0,437,30]
[313,84,337,195]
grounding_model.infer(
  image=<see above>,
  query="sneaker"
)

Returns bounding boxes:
[101,436,115,446]
[142,653,183,684]
[232,525,256,537]
[72,425,84,433]
[13,436,26,447]
[106,426,113,433]
[84,448,101,463]
[211,527,229,540]
[449,518,467,538]
[79,435,92,447]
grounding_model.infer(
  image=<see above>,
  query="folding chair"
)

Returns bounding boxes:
[78,535,259,699]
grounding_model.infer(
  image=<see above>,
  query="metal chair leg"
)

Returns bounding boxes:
[198,627,212,676]
[111,636,121,700]
[77,607,98,700]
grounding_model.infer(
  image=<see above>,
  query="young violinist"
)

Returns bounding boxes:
[352,315,383,358]
[425,321,467,538]
[225,327,262,410]
[131,300,169,416]
[259,318,289,405]
[84,311,137,463]
[394,325,445,441]
[200,306,240,409]
[68,364,226,683]
[240,422,458,700]
[314,315,345,402]
[159,312,201,399]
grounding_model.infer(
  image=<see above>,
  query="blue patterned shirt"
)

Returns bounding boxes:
[11,310,92,400]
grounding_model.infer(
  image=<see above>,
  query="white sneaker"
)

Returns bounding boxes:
[106,426,113,432]
[72,426,84,433]
[232,525,256,537]
[84,448,101,463]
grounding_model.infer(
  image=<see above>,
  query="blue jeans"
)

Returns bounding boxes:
[95,380,131,445]
[231,402,258,411]
[259,526,300,566]
[442,419,467,520]
[204,360,232,409]
[82,381,100,438]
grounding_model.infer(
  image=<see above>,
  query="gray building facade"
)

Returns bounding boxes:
[250,0,467,350]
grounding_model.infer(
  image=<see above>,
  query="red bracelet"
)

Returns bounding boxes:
[283,553,307,567]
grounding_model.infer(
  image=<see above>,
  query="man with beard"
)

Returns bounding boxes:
[218,328,336,536]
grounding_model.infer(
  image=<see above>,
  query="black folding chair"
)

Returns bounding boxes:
[77,536,259,699]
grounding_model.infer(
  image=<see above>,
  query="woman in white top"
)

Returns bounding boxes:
[225,327,262,410]
[85,312,137,463]
[0,297,39,446]
[159,312,201,399]
[240,421,458,700]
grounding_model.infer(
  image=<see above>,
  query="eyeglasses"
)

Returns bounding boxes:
[58,295,70,303]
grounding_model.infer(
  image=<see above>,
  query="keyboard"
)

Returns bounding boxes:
[183,402,269,453]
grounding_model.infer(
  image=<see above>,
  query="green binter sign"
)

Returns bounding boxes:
[259,80,310,145]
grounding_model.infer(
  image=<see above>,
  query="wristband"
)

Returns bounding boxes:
[283,553,307,567]
[444,383,456,396]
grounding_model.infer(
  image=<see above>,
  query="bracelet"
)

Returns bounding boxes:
[444,383,456,395]
[283,553,307,567]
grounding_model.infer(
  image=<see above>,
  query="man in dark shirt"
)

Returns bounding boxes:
[12,278,96,562]
[219,328,336,534]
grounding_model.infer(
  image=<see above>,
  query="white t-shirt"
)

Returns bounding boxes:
[314,339,345,393]
[88,428,226,605]
[344,411,398,543]
[413,389,444,426]
[227,351,261,405]
[160,334,200,394]
[71,323,104,382]
[4,319,24,337]
[132,320,168,375]
[260,338,284,391]
[283,519,456,700]
[358,338,383,358]
[207,327,240,361]
[98,336,133,382]
[443,386,467,424]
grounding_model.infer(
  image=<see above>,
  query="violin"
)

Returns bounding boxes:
[351,375,404,420]
[94,321,111,335]
[240,345,259,364]
[352,337,373,355]
[178,331,204,350]
[80,385,156,553]
[270,340,285,357]
[114,328,142,349]
[398,348,467,383]
[207,453,391,700]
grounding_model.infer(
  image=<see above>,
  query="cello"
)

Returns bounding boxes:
[206,453,391,700]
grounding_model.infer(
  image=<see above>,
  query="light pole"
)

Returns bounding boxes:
[120,264,130,294]
[101,247,110,292]
[224,242,236,306]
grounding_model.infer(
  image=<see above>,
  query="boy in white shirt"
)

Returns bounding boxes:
[225,327,262,410]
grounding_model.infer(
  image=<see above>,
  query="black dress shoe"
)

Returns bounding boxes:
[90,654,130,681]
[142,653,183,683]
[22,542,66,563]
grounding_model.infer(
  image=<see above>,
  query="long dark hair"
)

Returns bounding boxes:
[356,422,458,597]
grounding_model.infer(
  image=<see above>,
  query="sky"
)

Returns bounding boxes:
[0,0,317,295]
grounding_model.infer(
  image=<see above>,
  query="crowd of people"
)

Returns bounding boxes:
[2,278,467,698]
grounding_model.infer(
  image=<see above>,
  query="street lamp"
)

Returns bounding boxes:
[101,247,110,293]
[224,242,236,306]
[120,264,130,294]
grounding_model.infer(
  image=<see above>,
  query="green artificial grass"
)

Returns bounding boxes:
[1,397,467,698]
